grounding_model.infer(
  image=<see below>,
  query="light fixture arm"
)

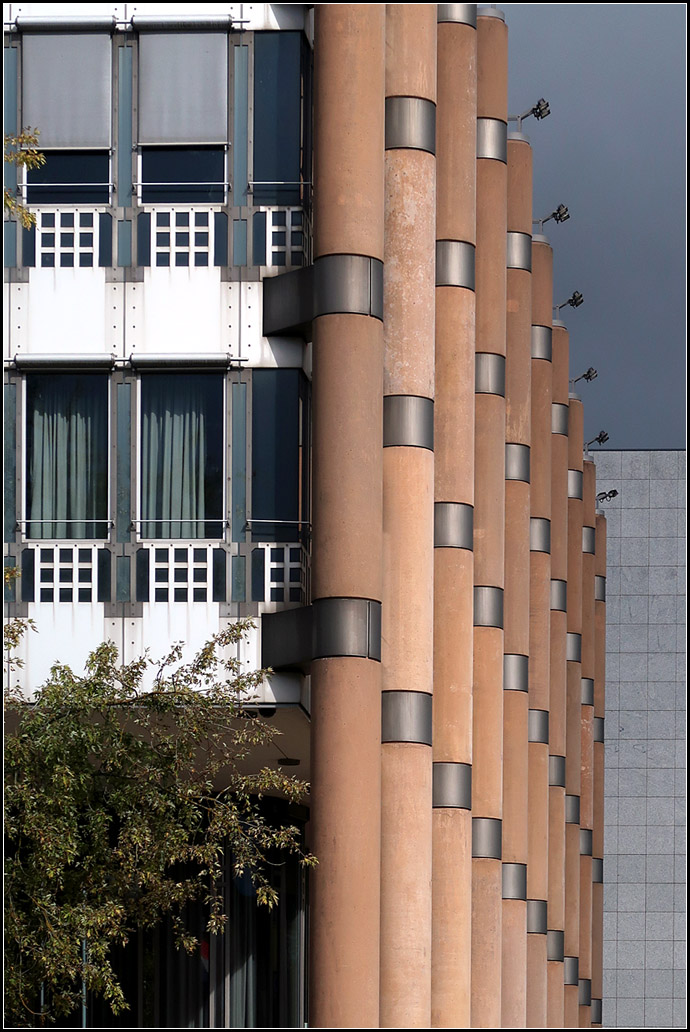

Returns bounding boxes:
[508,97,551,133]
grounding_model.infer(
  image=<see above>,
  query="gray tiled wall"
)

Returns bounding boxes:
[595,450,686,1028]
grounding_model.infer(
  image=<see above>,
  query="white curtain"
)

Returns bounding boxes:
[141,376,210,539]
[27,375,107,539]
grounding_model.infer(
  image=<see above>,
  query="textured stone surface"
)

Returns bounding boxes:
[600,451,685,1026]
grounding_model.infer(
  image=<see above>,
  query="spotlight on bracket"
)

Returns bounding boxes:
[533,203,570,234]
[509,97,551,133]
[572,367,598,386]
[596,490,619,503]
[586,431,609,448]
[554,291,584,318]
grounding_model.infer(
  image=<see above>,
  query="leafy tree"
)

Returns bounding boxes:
[4,128,45,228]
[4,619,315,1026]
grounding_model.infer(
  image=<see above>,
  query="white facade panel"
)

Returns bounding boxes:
[23,268,110,355]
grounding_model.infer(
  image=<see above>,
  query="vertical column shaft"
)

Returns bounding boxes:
[526,234,553,1027]
[432,5,477,1025]
[547,322,569,1026]
[565,393,584,1026]
[592,512,607,1026]
[309,8,385,1026]
[380,6,437,1026]
[472,9,507,1026]
[501,131,532,1030]
[579,460,596,1026]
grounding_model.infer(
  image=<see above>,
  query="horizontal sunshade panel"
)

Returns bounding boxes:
[22,34,112,148]
[139,33,228,144]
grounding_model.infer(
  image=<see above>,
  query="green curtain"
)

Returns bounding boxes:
[26,374,108,539]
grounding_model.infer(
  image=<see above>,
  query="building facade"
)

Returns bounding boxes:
[4,4,609,1027]
[595,450,686,1029]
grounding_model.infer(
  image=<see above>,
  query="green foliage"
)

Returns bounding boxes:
[4,128,45,228]
[4,621,315,1026]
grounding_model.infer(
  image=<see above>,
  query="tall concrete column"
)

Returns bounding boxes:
[579,459,596,1026]
[591,511,607,1029]
[547,321,569,1026]
[380,6,436,1026]
[432,6,476,1026]
[501,130,532,1029]
[309,8,385,1026]
[472,9,507,1026]
[565,393,585,1026]
[526,234,553,1027]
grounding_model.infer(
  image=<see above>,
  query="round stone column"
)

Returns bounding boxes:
[526,234,553,1027]
[380,5,437,1027]
[432,5,477,1025]
[309,8,385,1026]
[565,393,584,1026]
[592,511,607,1028]
[501,130,532,1029]
[547,321,569,1026]
[472,9,507,1026]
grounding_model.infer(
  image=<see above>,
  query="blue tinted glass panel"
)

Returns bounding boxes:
[26,151,109,204]
[141,147,224,203]
[253,32,301,205]
[251,369,300,541]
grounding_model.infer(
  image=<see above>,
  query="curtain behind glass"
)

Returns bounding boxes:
[26,375,108,539]
[140,375,223,539]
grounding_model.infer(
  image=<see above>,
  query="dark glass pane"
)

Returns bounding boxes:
[140,375,223,539]
[253,32,302,204]
[26,151,109,204]
[251,369,300,541]
[141,147,224,203]
[26,375,108,540]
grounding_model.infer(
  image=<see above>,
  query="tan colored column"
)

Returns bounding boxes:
[547,322,569,1026]
[579,460,596,1026]
[501,131,532,1029]
[432,6,477,1026]
[591,512,607,1028]
[565,393,584,1026]
[309,8,385,1026]
[472,9,507,1026]
[526,234,552,1027]
[380,6,436,1027]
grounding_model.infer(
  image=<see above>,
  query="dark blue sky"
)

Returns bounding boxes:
[501,3,686,449]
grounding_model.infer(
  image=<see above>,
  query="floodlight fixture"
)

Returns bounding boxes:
[573,367,598,385]
[509,97,551,132]
[533,203,570,233]
[554,291,584,317]
[586,431,609,448]
[596,490,619,503]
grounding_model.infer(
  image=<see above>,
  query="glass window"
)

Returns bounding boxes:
[253,32,311,206]
[26,150,110,205]
[140,374,224,539]
[251,369,309,542]
[25,374,109,539]
[140,146,225,204]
